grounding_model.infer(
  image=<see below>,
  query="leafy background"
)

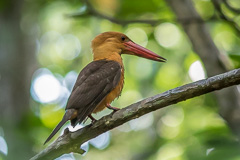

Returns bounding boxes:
[0,0,240,159]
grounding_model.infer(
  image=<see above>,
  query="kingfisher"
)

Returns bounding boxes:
[44,32,166,144]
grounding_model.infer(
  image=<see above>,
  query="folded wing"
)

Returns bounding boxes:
[66,59,121,126]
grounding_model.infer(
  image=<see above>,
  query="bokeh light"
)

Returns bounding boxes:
[81,142,89,155]
[206,148,215,156]
[31,68,62,103]
[157,121,180,139]
[55,34,81,60]
[129,113,154,131]
[90,132,110,150]
[157,143,183,160]
[43,2,72,32]
[0,136,8,156]
[117,90,142,107]
[126,28,148,47]
[40,104,65,128]
[154,23,181,48]
[188,60,206,82]
[64,71,78,92]
[55,153,75,160]
[161,107,184,127]
[214,31,235,51]
[154,62,182,90]
[195,0,214,19]
[117,122,132,132]
[128,58,153,80]
[39,31,61,56]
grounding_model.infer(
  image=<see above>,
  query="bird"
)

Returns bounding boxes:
[44,31,166,144]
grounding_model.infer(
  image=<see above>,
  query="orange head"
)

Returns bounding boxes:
[92,31,166,62]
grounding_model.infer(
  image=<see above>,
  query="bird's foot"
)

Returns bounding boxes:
[88,114,97,124]
[107,104,120,113]
[64,128,70,135]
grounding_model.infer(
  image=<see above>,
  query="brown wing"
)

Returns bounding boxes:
[66,60,121,126]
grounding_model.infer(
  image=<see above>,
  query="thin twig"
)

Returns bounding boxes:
[30,68,240,160]
[222,0,240,14]
[211,0,240,35]
[66,0,161,26]
[66,0,216,26]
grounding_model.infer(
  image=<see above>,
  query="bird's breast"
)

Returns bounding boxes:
[93,67,124,113]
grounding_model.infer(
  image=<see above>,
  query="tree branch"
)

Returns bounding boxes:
[30,68,240,160]
[67,11,161,26]
[66,0,217,26]
[66,0,161,26]
[167,0,240,139]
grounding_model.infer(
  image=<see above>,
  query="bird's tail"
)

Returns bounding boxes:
[44,109,77,144]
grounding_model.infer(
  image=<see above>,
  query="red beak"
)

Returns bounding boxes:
[123,41,166,62]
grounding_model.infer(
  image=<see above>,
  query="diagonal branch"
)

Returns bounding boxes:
[30,68,240,160]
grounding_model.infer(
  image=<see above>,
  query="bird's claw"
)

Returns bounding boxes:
[107,104,120,112]
[88,114,97,124]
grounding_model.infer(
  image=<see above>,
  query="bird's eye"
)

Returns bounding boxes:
[121,36,126,41]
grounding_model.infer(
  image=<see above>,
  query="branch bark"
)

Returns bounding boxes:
[31,68,240,160]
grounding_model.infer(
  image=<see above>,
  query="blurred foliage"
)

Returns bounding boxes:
[1,0,240,160]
